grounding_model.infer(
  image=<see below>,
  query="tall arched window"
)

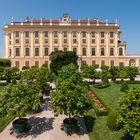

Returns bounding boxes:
[119,48,123,56]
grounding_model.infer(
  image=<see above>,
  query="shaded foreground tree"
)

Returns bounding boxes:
[0,82,41,133]
[51,64,90,134]
[49,50,78,74]
[117,87,140,140]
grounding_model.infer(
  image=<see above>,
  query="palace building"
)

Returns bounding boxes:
[3,14,140,70]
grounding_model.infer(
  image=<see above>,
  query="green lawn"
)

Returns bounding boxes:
[85,83,139,140]
[91,83,140,109]
[0,85,14,132]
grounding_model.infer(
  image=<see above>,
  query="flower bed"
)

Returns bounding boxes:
[88,91,108,116]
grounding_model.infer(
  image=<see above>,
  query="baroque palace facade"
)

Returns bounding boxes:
[3,14,140,70]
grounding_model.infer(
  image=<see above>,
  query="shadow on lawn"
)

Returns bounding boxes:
[121,134,133,140]
[16,116,54,138]
[84,115,96,133]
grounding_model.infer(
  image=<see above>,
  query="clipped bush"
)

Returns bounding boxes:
[102,76,109,84]
[94,82,110,89]
[12,79,17,85]
[22,66,30,70]
[120,82,129,92]
[107,110,120,131]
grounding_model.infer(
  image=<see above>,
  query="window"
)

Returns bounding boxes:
[15,61,19,68]
[44,31,48,38]
[110,60,114,66]
[100,32,104,38]
[110,48,114,56]
[35,61,39,67]
[92,39,95,44]
[35,48,39,56]
[63,31,67,38]
[54,39,58,44]
[44,48,48,56]
[82,48,86,56]
[64,48,67,52]
[35,39,39,44]
[91,48,96,56]
[73,48,77,54]
[101,60,105,66]
[54,31,58,38]
[92,60,96,65]
[15,48,20,56]
[44,39,48,44]
[110,32,114,38]
[110,39,114,44]
[82,39,86,44]
[64,39,67,44]
[82,31,86,38]
[25,48,30,56]
[25,61,29,66]
[119,48,123,56]
[15,31,19,37]
[54,48,58,52]
[101,48,105,56]
[8,33,11,39]
[91,32,95,38]
[72,31,77,38]
[9,41,11,45]
[25,39,29,44]
[101,39,104,44]
[15,39,20,44]
[25,31,29,38]
[34,31,39,38]
[73,39,77,44]
[82,61,86,65]
[9,48,12,57]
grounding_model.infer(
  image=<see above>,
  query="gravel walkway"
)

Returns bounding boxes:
[0,97,89,140]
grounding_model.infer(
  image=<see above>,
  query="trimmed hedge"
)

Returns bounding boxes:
[107,110,120,131]
[0,82,8,86]
[120,82,129,92]
[88,91,109,116]
[115,80,140,84]
[94,82,110,89]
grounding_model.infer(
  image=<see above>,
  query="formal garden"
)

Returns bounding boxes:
[0,52,140,140]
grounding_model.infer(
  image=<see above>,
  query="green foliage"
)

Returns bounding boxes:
[109,66,119,82]
[81,64,96,80]
[50,51,78,74]
[107,110,120,131]
[117,87,140,140]
[0,83,41,118]
[51,63,90,118]
[102,76,109,84]
[94,82,110,89]
[101,65,109,71]
[119,70,128,79]
[22,66,30,70]
[0,58,11,67]
[126,66,139,81]
[120,82,129,92]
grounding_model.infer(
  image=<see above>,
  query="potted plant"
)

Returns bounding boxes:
[0,82,41,134]
[51,64,90,134]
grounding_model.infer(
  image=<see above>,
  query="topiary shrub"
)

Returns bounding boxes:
[107,110,120,131]
[120,81,129,92]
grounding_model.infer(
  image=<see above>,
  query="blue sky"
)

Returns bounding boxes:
[0,0,140,57]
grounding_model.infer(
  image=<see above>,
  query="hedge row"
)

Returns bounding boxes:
[88,91,109,116]
[0,82,8,86]
[115,80,140,84]
[94,82,110,89]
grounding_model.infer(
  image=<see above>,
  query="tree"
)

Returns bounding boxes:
[50,51,78,74]
[109,66,119,82]
[0,82,41,118]
[120,81,129,92]
[119,70,127,81]
[0,58,11,67]
[51,64,90,122]
[117,87,140,140]
[126,66,139,81]
[81,64,96,82]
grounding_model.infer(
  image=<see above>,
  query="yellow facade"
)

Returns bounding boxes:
[3,14,140,70]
